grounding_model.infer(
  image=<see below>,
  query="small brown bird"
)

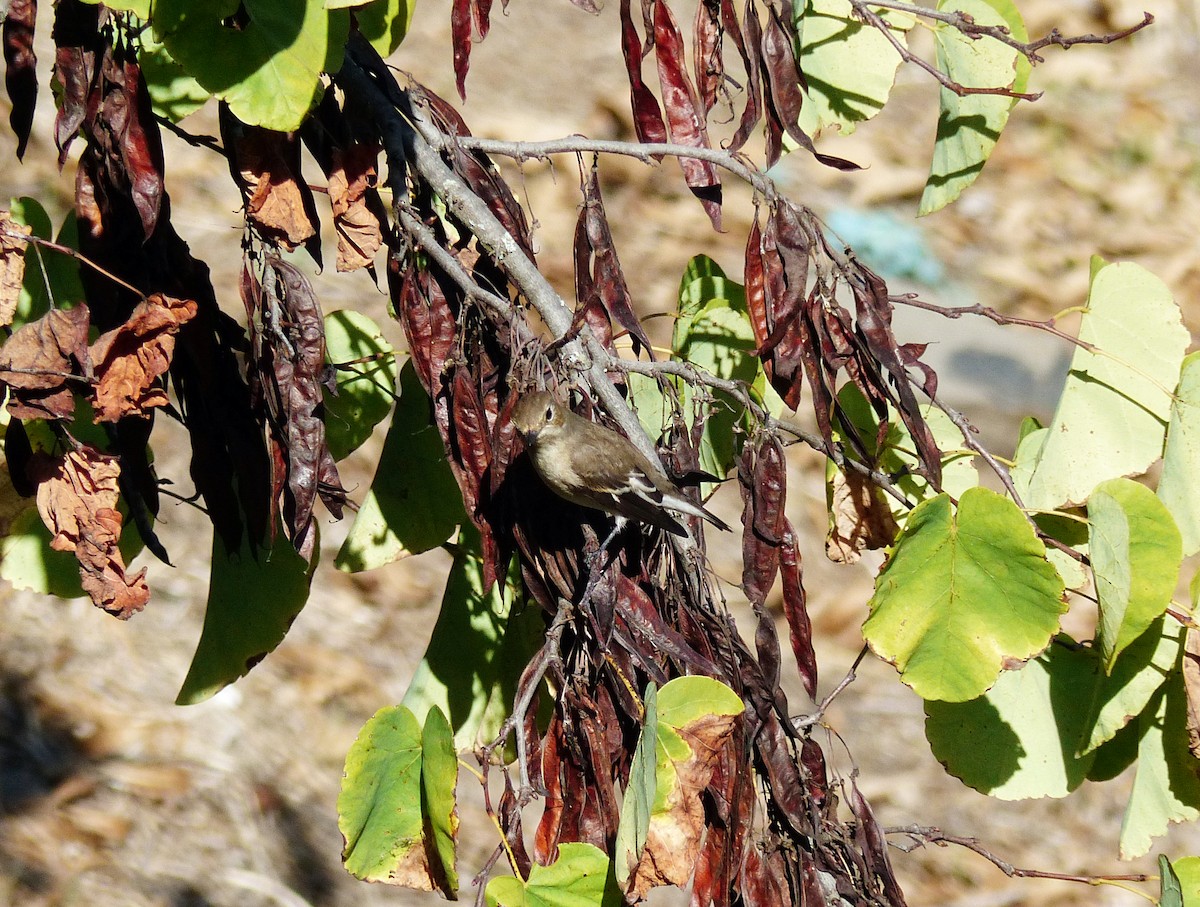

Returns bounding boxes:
[511,390,731,538]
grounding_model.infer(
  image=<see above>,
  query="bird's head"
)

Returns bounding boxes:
[511,390,565,447]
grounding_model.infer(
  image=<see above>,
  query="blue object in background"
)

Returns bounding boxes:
[825,208,945,288]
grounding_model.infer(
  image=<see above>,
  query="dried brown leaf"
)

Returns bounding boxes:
[0,211,31,327]
[329,144,383,272]
[90,293,198,421]
[229,123,319,250]
[627,711,739,900]
[825,467,899,564]
[0,304,90,420]
[31,445,149,618]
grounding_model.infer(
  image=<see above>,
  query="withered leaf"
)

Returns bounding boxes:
[627,711,739,901]
[226,118,319,250]
[329,143,383,273]
[90,293,198,421]
[0,304,90,420]
[31,445,149,618]
[826,467,899,564]
[3,0,38,161]
[0,210,31,327]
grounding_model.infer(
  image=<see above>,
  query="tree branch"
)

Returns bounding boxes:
[887,824,1153,886]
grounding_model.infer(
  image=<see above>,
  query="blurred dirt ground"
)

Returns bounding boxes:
[1,1,1199,905]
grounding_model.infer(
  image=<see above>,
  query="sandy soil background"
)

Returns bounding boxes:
[1,0,1199,905]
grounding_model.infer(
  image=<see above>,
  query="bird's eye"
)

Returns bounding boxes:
[544,405,554,421]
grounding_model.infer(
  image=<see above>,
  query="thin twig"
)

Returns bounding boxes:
[851,1,1042,101]
[889,294,1093,352]
[887,824,1153,886]
[794,644,869,730]
[1,229,148,302]
[454,135,775,200]
[855,2,1152,65]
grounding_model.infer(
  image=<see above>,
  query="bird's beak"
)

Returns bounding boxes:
[518,427,538,447]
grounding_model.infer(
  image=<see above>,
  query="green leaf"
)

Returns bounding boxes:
[485,842,621,907]
[656,675,744,728]
[420,706,459,893]
[0,493,147,600]
[795,0,910,137]
[357,0,416,58]
[615,683,657,889]
[1090,478,1183,672]
[1086,716,1139,783]
[864,488,1066,701]
[335,361,463,571]
[8,198,84,327]
[137,30,212,122]
[176,529,312,704]
[918,0,1029,216]
[1168,856,1200,906]
[323,310,399,462]
[1,507,94,599]
[672,261,756,482]
[924,640,1097,798]
[1159,353,1200,556]
[833,383,978,524]
[153,0,350,131]
[1079,618,1184,755]
[1161,855,1185,907]
[400,527,544,751]
[1120,674,1200,859]
[338,705,458,894]
[1021,259,1188,510]
[1029,509,1089,591]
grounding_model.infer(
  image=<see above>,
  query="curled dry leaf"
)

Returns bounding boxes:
[627,712,740,900]
[0,210,31,327]
[329,144,383,272]
[90,293,198,421]
[227,120,319,250]
[31,445,149,618]
[0,304,90,420]
[826,467,899,564]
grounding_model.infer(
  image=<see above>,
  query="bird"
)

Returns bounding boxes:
[511,390,731,541]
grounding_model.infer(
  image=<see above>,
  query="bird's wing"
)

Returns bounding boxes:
[565,425,688,535]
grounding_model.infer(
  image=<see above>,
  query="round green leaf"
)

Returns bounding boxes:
[796,0,910,137]
[485,842,619,907]
[323,310,399,462]
[153,0,350,131]
[655,676,744,730]
[925,640,1097,799]
[864,487,1067,701]
[1021,259,1188,510]
[338,705,425,882]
